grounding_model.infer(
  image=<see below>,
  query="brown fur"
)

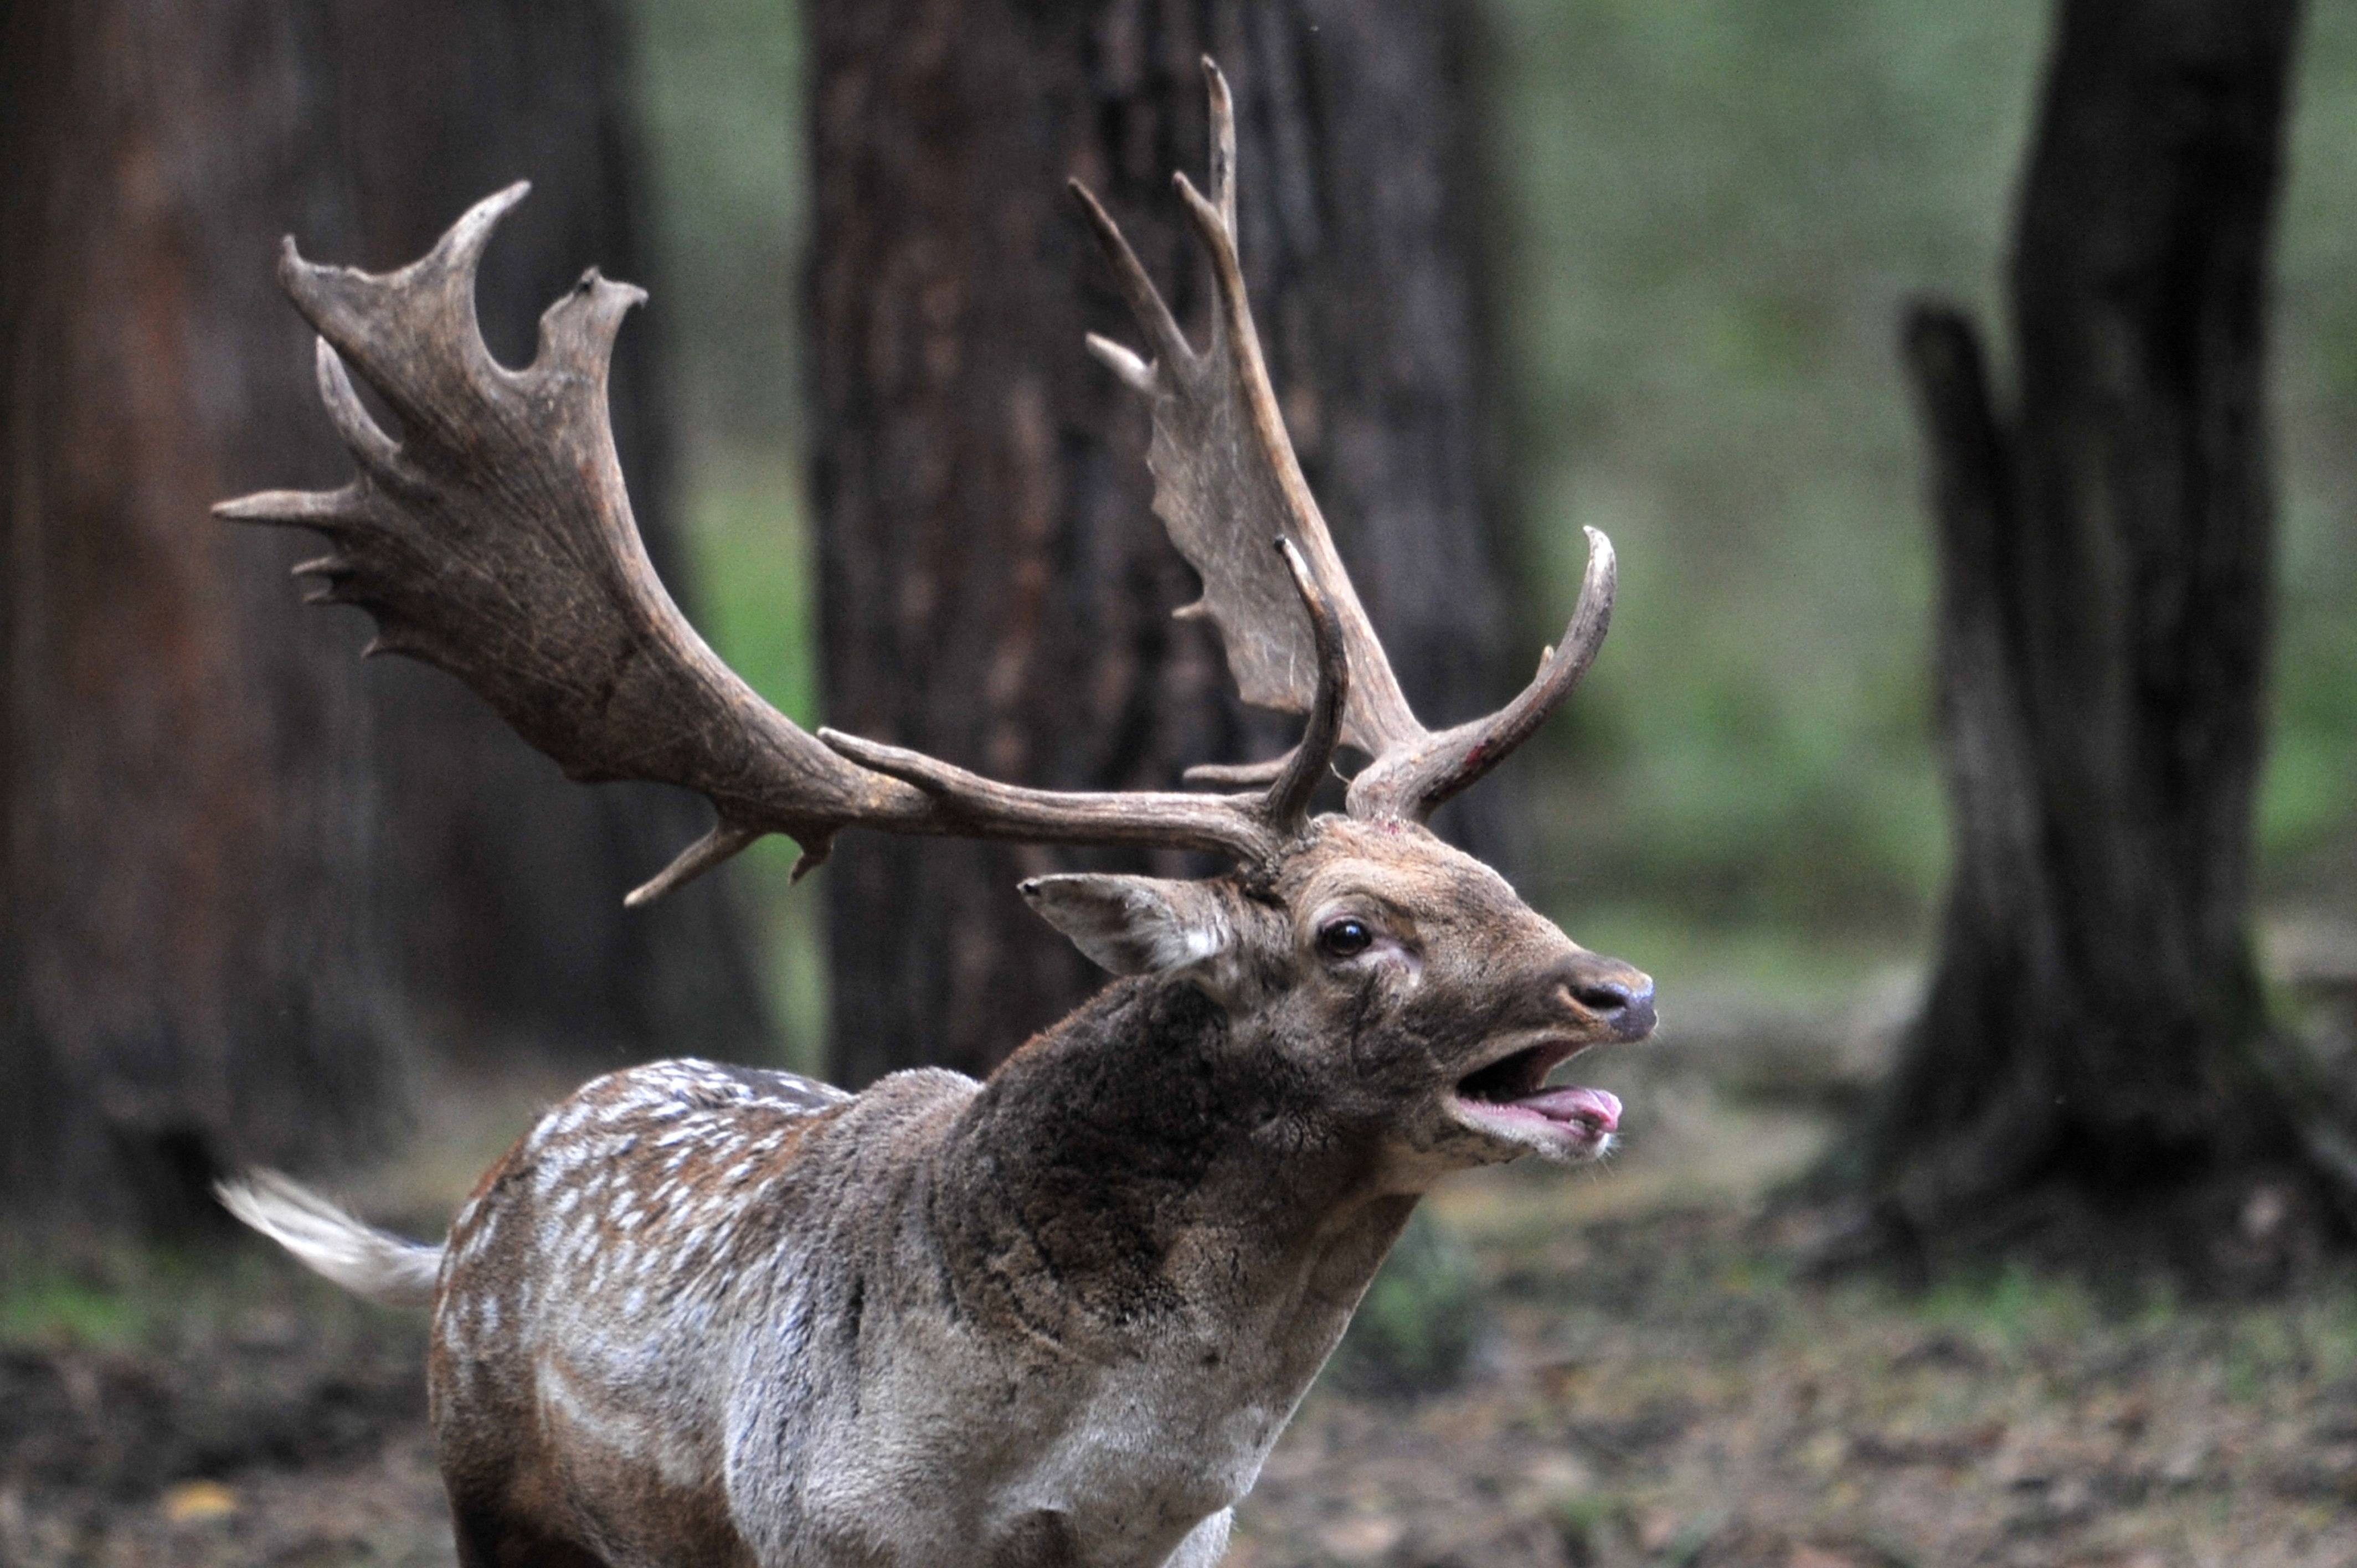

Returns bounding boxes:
[373,817,1649,1566]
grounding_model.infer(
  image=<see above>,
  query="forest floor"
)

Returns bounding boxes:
[6,946,2357,1568]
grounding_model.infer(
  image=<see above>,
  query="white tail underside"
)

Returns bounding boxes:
[216,1169,444,1308]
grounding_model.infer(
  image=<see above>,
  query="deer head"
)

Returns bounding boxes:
[215,59,1650,1173]
[1021,816,1649,1178]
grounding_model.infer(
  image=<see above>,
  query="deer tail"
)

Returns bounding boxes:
[216,1169,443,1309]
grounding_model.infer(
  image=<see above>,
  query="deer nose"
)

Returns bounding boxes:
[1557,955,1656,1041]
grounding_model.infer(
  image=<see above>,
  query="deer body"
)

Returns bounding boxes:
[215,60,1654,1567]
[430,1049,1288,1568]
[434,1055,1305,1566]
[387,823,1638,1566]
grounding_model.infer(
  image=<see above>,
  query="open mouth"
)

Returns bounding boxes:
[1448,1039,1622,1152]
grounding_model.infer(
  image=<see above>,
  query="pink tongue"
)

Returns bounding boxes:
[1519,1086,1622,1132]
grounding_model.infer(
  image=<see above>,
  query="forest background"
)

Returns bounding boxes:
[7,1,2357,1563]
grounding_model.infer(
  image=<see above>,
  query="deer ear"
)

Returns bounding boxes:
[1018,874,1236,978]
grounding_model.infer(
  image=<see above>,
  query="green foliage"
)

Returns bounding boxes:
[1489,0,2357,922]
[1326,1209,1489,1397]
[682,450,819,728]
[2204,0,2357,888]
[0,1267,145,1351]
[677,450,831,1072]
[1550,1490,1624,1565]
[1486,0,2045,927]
[629,0,806,452]
[0,1240,402,1353]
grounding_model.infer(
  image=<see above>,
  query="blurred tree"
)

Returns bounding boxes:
[1871,0,2317,1264]
[323,2,771,1069]
[0,0,765,1233]
[811,1,1525,1084]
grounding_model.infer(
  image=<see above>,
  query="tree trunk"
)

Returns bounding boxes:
[811,0,1520,1085]
[322,1,772,1066]
[0,0,765,1234]
[1870,0,2307,1255]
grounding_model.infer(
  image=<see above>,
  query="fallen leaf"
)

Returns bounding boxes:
[1788,1546,1864,1568]
[161,1480,239,1524]
[1319,1514,1405,1560]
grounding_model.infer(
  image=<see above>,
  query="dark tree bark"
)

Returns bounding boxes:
[1,0,395,1232]
[321,2,771,1066]
[0,0,765,1233]
[1869,0,2310,1254]
[811,1,1521,1085]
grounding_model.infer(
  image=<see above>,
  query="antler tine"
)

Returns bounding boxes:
[1347,528,1618,822]
[1181,752,1293,788]
[1203,53,1239,234]
[1071,58,1624,829]
[812,730,1277,863]
[1070,183,1191,373]
[313,336,402,479]
[221,184,1301,904]
[1072,56,1424,773]
[815,533,1342,842]
[1262,539,1349,831]
[289,182,532,450]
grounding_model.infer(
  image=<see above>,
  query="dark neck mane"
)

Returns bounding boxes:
[930,976,1411,1352]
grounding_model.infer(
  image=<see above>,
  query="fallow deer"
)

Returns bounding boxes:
[217,60,1653,1568]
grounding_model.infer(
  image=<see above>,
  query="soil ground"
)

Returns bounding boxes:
[6,976,2356,1568]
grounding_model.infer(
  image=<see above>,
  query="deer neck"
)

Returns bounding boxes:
[929,976,1415,1360]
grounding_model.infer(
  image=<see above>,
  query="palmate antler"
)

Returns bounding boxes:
[1074,59,1617,823]
[218,59,1605,905]
[216,182,1342,902]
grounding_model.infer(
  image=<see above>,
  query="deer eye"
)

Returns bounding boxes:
[1318,917,1374,958]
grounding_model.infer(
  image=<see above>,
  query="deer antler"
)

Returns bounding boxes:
[1074,58,1617,824]
[222,57,1603,901]
[218,184,1344,901]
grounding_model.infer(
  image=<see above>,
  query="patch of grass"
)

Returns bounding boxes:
[0,1267,146,1352]
[2294,1286,2357,1383]
[1551,1490,1627,1563]
[2220,1308,2318,1407]
[1909,1261,2097,1356]
[0,1232,428,1357]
